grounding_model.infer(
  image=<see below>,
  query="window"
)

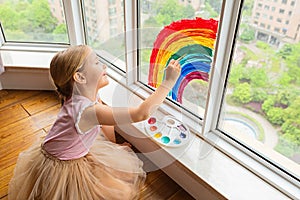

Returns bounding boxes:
[109,18,118,26]
[271,6,276,11]
[291,1,295,6]
[82,0,126,72]
[282,28,287,34]
[0,0,68,44]
[138,0,222,119]
[219,0,300,185]
[274,27,280,32]
[137,0,299,189]
[109,0,116,5]
[109,7,117,15]
[279,9,285,14]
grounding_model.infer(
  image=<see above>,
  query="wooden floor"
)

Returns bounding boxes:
[0,90,194,200]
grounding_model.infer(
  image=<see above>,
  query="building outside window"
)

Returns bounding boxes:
[82,0,126,71]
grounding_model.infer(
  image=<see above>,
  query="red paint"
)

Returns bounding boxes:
[148,117,156,124]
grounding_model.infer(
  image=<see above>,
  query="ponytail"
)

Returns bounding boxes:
[50,45,92,105]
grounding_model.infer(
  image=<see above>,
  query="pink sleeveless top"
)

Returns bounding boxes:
[43,95,101,160]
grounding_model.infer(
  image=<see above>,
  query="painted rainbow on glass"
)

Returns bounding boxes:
[148,17,218,103]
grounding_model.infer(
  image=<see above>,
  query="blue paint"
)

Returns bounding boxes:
[179,132,186,139]
[173,139,181,144]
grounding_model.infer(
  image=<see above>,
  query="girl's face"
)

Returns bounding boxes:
[82,51,109,90]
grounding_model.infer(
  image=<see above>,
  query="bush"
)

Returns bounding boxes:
[240,26,255,42]
[256,41,271,50]
[232,82,252,104]
[266,107,284,125]
[251,88,267,102]
[262,96,275,113]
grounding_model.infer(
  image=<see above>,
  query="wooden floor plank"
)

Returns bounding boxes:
[0,129,46,199]
[0,118,42,153]
[21,91,60,115]
[0,195,7,200]
[0,129,46,169]
[0,165,15,198]
[0,195,8,200]
[0,104,29,129]
[43,124,53,133]
[0,90,41,110]
[139,172,182,200]
[0,107,56,150]
[139,170,164,193]
[168,189,195,200]
[26,104,60,130]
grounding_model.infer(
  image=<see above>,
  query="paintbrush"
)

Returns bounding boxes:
[160,53,186,72]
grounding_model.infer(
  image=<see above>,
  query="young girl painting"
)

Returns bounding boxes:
[8,45,181,200]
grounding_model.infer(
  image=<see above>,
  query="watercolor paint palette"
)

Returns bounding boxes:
[144,115,190,147]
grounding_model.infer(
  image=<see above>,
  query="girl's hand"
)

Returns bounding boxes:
[162,59,181,89]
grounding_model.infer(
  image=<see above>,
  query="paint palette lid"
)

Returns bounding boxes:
[144,115,191,147]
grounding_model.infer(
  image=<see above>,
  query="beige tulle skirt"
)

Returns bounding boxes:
[8,137,146,200]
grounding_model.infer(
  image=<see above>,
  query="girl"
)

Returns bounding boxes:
[8,45,181,200]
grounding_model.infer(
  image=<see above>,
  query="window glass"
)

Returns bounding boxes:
[219,0,300,180]
[138,0,222,118]
[0,0,68,44]
[82,0,125,71]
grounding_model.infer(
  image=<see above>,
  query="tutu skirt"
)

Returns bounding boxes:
[8,137,146,200]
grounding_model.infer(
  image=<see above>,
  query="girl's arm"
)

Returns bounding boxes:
[101,125,116,142]
[78,59,181,129]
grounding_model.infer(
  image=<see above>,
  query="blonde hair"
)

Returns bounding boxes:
[50,45,92,103]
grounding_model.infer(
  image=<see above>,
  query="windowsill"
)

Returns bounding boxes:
[0,46,61,69]
[0,49,298,199]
